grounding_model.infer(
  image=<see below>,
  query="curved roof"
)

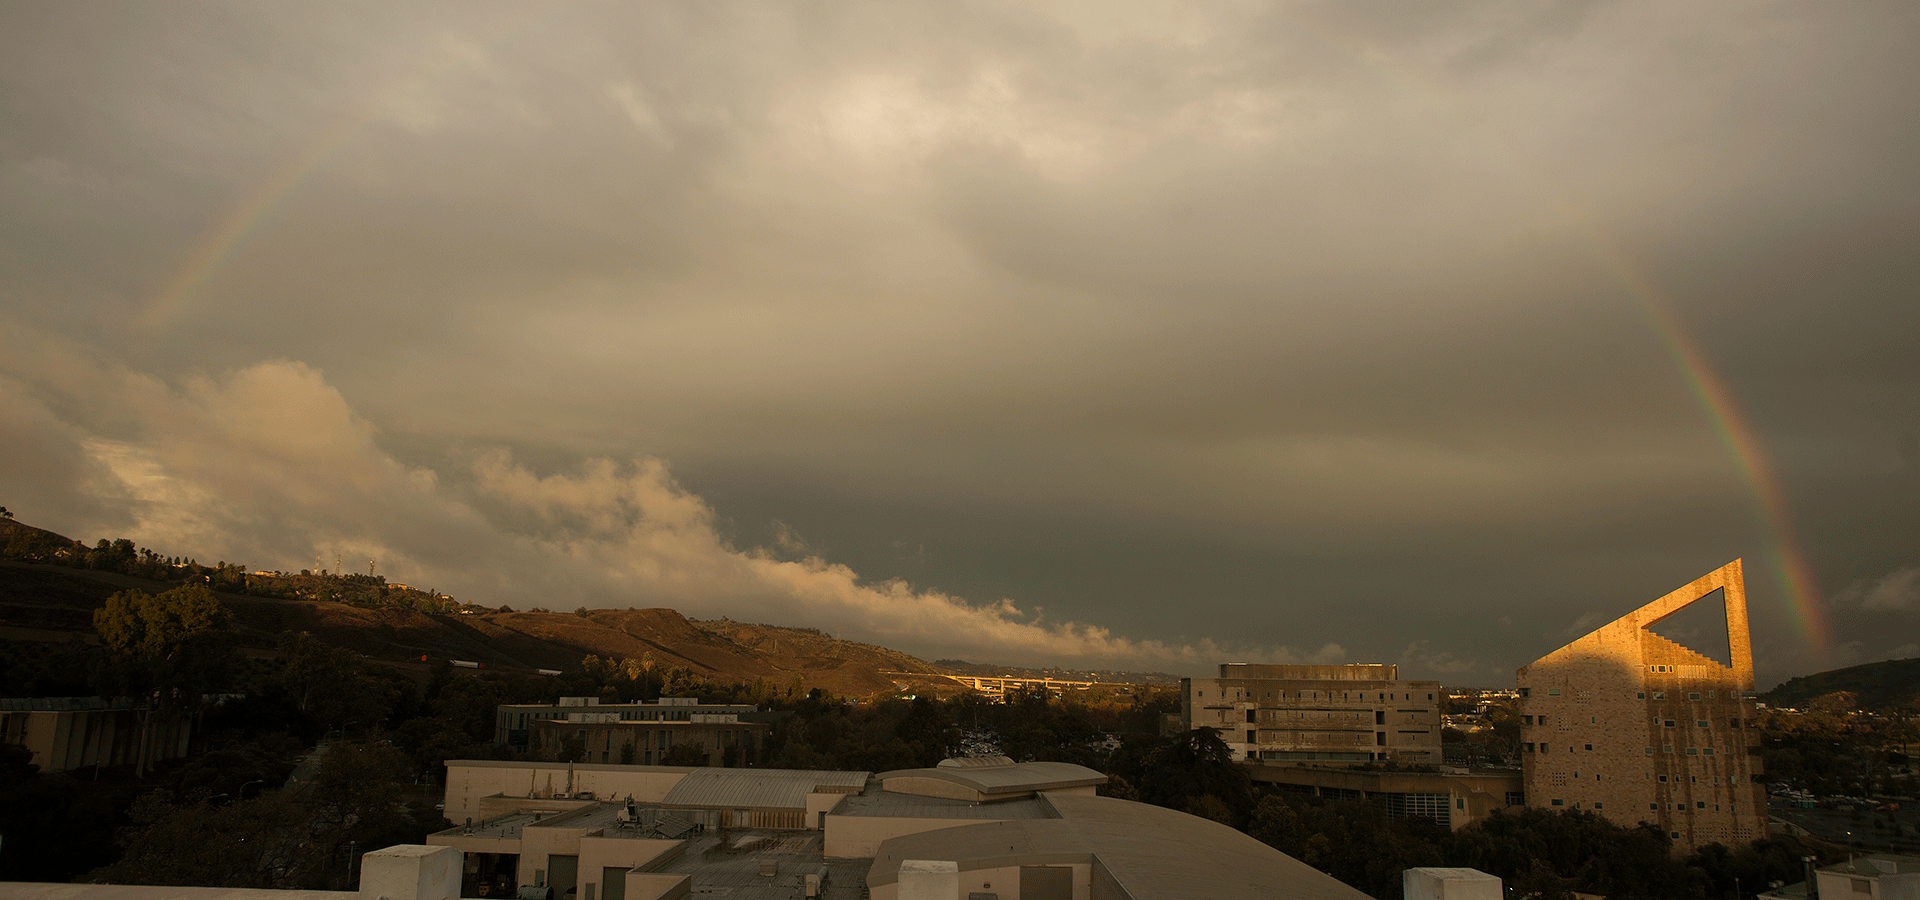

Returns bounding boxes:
[868,793,1369,900]
[875,759,1105,797]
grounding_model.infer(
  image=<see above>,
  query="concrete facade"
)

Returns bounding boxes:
[531,718,772,768]
[0,697,192,773]
[1516,560,1767,853]
[495,698,772,748]
[1247,765,1524,832]
[1182,664,1443,765]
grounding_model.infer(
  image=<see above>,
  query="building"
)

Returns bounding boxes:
[496,697,774,746]
[496,697,786,765]
[0,696,192,773]
[1516,560,1767,852]
[1247,764,1525,833]
[430,756,1379,900]
[1757,853,1920,900]
[1182,663,1443,765]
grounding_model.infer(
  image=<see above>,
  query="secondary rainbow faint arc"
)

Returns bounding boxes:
[136,7,564,333]
[134,111,363,332]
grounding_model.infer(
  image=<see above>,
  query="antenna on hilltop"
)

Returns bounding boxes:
[369,559,376,577]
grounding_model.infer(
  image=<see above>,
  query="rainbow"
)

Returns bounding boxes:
[1323,21,1833,660]
[1596,242,1833,658]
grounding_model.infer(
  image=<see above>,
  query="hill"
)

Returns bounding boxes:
[1761,657,1920,712]
[0,556,943,697]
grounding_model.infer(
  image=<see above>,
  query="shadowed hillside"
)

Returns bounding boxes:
[0,555,940,697]
[1761,657,1920,712]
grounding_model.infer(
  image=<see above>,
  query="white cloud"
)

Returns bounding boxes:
[2,341,1331,671]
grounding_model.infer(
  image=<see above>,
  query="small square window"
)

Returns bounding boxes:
[1644,747,1653,755]
[1658,775,1668,782]
[1664,745,1673,753]
[1696,801,1706,809]
[1637,692,1646,699]
[1650,803,1659,811]
[1594,802,1604,809]
[1584,744,1593,751]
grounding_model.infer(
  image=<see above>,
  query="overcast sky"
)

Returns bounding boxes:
[4,1,1917,688]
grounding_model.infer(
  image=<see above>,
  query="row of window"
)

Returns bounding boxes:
[1523,742,1727,755]
[1519,686,1737,700]
[1198,689,1435,701]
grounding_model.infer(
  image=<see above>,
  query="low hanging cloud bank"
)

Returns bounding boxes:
[1,342,1340,672]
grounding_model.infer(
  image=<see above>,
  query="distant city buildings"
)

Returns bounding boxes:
[1517,560,1767,852]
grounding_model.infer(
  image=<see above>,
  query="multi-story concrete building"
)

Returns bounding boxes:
[1516,560,1766,852]
[1182,663,1443,765]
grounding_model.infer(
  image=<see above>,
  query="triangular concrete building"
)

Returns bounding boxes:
[1516,560,1767,852]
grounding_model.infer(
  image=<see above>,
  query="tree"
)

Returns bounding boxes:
[92,584,242,776]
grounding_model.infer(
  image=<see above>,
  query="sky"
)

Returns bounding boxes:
[3,1,1917,689]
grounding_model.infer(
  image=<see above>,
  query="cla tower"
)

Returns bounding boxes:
[1516,560,1766,852]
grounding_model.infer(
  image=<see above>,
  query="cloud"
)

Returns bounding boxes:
[1834,567,1920,612]
[0,338,1334,671]
[1398,640,1495,680]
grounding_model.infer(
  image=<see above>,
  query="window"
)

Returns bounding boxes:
[1852,879,1871,895]
[1519,688,1529,698]
[1653,692,1666,700]
[1659,775,1668,782]
[1650,804,1659,811]
[1704,748,1714,756]
[1593,802,1604,809]
[1707,690,1716,698]
[1548,688,1562,696]
[1663,745,1673,753]
[1664,720,1675,727]
[1551,799,1564,807]
[1645,747,1654,755]
[1697,720,1709,728]
[1688,692,1701,700]
[1524,715,1534,725]
[1687,747,1698,755]
[1584,744,1593,751]
[1637,692,1646,699]
[1696,801,1706,809]
[1456,798,1464,810]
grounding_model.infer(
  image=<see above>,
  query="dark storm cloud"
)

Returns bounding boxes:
[3,1,1917,685]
